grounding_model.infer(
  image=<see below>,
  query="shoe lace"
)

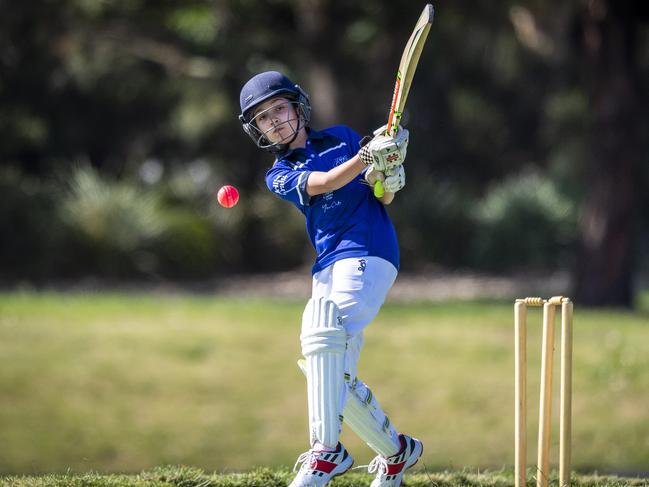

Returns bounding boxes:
[293,450,317,473]
[367,455,389,476]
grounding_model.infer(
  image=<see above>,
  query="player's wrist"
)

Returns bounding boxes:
[358,145,373,166]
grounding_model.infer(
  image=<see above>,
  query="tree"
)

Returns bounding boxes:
[573,0,648,307]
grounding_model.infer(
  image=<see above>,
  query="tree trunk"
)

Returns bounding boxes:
[294,0,339,127]
[574,0,640,307]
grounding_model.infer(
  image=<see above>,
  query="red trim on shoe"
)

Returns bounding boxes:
[312,459,337,474]
[386,461,407,475]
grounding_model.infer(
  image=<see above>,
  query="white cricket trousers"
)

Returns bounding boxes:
[310,256,401,454]
[311,256,397,336]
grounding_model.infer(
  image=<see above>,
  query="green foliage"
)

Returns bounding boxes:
[166,6,219,45]
[471,170,577,271]
[247,191,308,270]
[450,88,508,154]
[62,166,167,251]
[0,168,66,279]
[393,177,475,269]
[58,166,221,278]
[154,209,219,278]
[0,0,647,295]
[172,89,229,143]
[60,166,168,276]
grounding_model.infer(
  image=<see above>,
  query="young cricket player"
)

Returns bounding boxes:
[239,71,422,487]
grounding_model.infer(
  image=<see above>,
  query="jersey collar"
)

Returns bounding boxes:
[275,127,326,161]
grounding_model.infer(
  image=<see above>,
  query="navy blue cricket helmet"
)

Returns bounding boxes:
[238,71,311,153]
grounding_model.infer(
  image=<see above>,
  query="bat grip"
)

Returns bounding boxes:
[372,125,395,198]
[373,180,385,198]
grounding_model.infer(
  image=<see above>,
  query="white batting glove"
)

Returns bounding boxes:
[363,165,385,186]
[358,125,409,171]
[382,165,406,193]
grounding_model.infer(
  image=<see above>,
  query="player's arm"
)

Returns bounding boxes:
[306,123,408,198]
[305,155,366,196]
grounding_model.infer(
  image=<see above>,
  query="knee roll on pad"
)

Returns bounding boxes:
[300,297,347,356]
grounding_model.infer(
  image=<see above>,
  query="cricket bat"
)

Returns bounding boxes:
[374,4,434,197]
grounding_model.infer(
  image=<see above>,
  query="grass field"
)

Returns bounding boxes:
[1,291,648,483]
[2,466,649,487]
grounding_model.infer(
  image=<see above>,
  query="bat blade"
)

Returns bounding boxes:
[375,4,434,197]
[386,4,434,137]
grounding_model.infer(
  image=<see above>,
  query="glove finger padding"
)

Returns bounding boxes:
[382,165,406,193]
[364,166,385,186]
[372,124,389,137]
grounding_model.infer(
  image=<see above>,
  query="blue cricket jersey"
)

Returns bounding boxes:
[265,125,399,275]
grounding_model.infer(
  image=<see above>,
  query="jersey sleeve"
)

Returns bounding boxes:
[265,162,312,208]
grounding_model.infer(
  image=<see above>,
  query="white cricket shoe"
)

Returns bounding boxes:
[288,442,354,487]
[368,434,423,487]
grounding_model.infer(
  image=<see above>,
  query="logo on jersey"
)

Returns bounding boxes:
[322,201,341,213]
[358,259,367,272]
[272,175,289,195]
[321,191,341,212]
[333,156,347,166]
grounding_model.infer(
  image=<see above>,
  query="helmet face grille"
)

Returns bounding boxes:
[242,99,310,153]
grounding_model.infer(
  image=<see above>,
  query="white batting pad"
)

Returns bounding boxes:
[300,298,347,448]
[345,377,400,457]
[298,359,401,457]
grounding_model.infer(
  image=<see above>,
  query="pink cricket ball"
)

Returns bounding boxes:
[216,185,239,208]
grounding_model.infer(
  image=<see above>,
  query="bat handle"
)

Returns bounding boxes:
[372,126,394,198]
[373,180,385,198]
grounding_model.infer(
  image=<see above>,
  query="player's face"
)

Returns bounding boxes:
[252,97,301,144]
